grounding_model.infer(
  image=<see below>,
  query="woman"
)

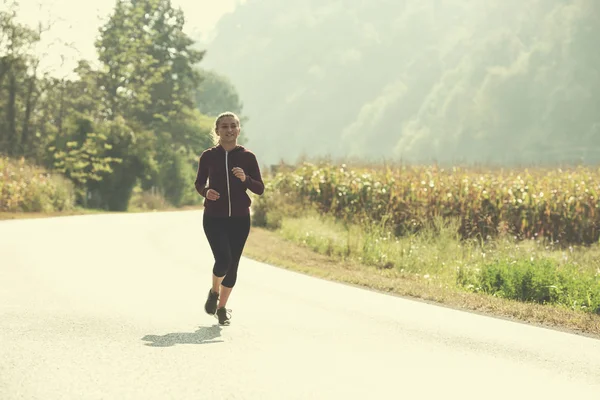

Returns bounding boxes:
[194,111,264,325]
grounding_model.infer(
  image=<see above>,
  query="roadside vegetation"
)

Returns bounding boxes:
[246,161,600,337]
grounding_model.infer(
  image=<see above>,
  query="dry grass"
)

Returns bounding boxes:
[244,226,600,339]
[263,162,600,246]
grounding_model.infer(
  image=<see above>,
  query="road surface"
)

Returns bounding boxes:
[1,211,599,399]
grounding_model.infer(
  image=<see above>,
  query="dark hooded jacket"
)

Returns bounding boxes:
[194,145,264,217]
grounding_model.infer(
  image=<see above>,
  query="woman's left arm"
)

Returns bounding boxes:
[244,153,265,195]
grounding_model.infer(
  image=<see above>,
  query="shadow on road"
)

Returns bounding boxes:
[141,325,223,347]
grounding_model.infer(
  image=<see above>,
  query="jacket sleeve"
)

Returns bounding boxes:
[244,153,265,195]
[194,152,209,197]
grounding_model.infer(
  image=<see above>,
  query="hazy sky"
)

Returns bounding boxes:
[10,0,244,77]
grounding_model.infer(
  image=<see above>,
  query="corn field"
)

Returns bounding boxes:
[265,162,600,245]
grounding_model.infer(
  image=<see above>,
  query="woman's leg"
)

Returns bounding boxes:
[211,275,224,294]
[203,214,233,280]
[218,286,233,309]
[218,214,251,309]
[203,214,232,314]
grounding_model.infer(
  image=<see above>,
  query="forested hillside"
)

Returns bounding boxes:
[203,0,600,165]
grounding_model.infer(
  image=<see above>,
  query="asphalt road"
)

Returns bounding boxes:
[1,211,599,399]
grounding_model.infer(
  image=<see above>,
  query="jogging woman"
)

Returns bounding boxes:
[194,112,264,325]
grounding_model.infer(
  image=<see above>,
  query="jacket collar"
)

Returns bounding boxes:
[216,144,242,153]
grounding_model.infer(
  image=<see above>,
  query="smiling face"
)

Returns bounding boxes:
[215,115,240,145]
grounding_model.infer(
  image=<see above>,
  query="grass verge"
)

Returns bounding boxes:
[243,214,600,339]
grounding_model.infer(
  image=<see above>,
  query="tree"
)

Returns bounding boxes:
[93,0,212,209]
[0,2,42,156]
[95,0,204,126]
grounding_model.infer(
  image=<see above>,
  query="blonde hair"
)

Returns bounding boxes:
[212,111,241,144]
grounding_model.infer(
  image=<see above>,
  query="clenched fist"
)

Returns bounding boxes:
[232,167,246,182]
[206,189,220,201]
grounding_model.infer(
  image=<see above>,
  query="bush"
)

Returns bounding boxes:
[0,157,75,212]
[251,180,304,230]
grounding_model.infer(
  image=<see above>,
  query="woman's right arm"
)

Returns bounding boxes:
[194,152,209,197]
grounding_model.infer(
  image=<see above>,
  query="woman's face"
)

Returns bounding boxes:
[216,116,240,144]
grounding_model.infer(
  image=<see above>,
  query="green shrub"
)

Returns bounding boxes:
[251,181,304,230]
[458,258,600,313]
[0,157,75,212]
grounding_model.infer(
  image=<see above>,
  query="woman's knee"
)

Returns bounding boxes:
[212,255,232,277]
[221,272,237,288]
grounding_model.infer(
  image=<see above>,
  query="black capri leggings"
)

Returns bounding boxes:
[202,214,251,288]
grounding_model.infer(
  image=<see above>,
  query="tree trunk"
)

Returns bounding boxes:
[21,65,40,155]
[0,57,8,88]
[0,58,7,152]
[7,70,17,156]
[57,80,65,136]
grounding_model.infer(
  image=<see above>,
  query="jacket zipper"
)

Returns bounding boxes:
[225,150,231,216]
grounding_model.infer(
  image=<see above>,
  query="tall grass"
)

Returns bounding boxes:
[272,211,600,313]
[0,157,75,212]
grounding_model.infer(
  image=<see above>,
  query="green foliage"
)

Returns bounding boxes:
[0,156,75,212]
[87,0,216,210]
[194,68,244,117]
[0,2,44,157]
[48,115,122,202]
[86,118,157,211]
[1,0,241,212]
[279,213,356,259]
[156,106,215,154]
[457,259,600,314]
[155,148,193,207]
[95,0,204,125]
[252,178,306,230]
